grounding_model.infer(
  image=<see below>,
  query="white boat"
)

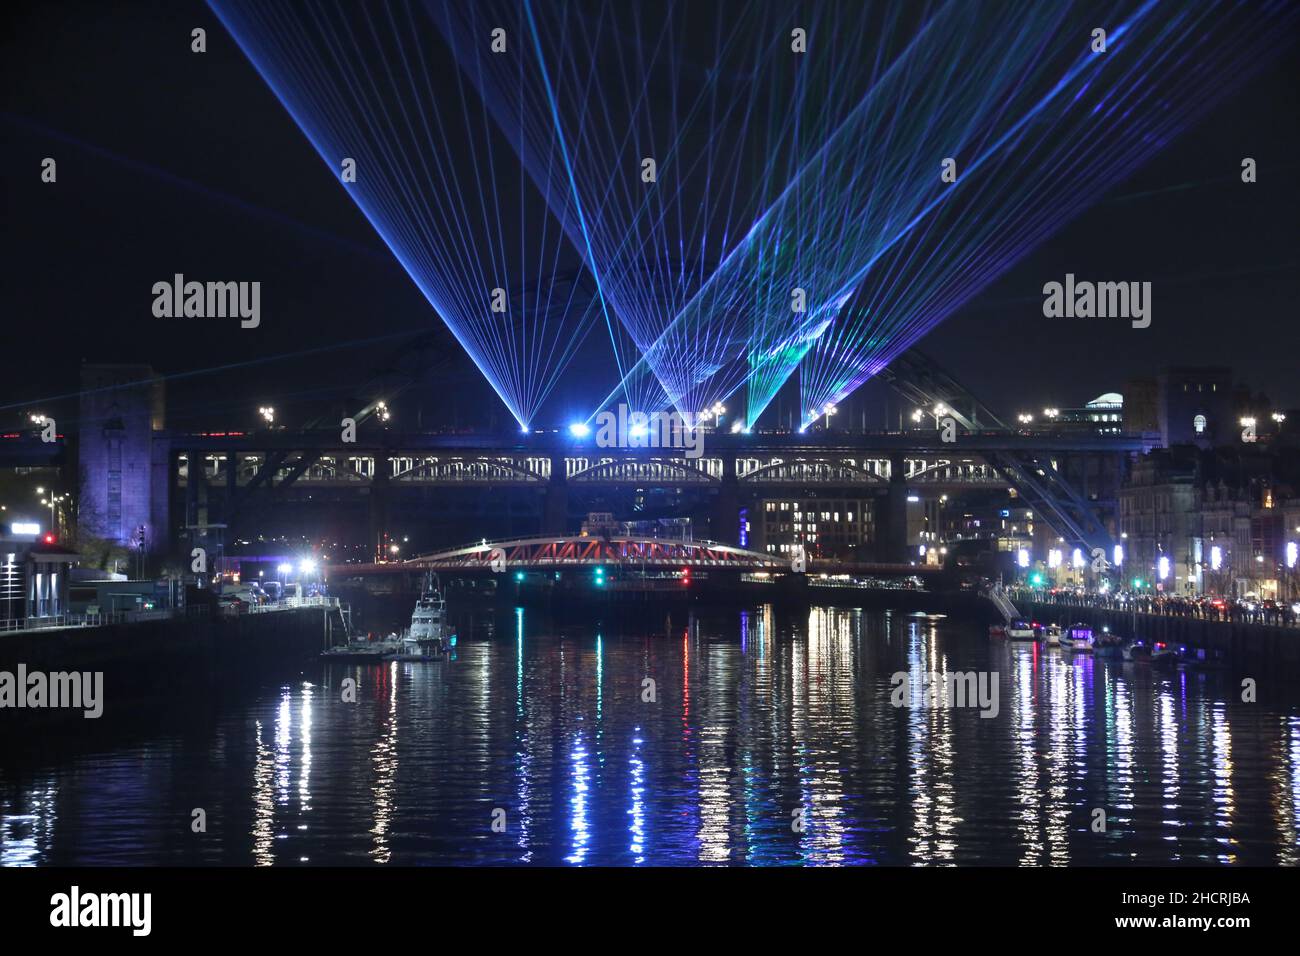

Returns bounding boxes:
[1059,623,1095,651]
[1043,624,1062,646]
[386,574,453,661]
[1005,619,1036,641]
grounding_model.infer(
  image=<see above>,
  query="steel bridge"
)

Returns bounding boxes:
[329,534,943,578]
[169,428,1148,557]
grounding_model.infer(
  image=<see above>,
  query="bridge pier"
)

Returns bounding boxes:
[710,457,740,545]
[368,468,390,561]
[875,453,910,563]
[543,453,568,535]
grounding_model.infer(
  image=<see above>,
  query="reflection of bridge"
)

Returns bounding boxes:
[329,535,944,579]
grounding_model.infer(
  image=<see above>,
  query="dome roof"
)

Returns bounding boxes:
[1085,392,1123,408]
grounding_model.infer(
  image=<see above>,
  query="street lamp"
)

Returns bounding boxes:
[258,406,275,425]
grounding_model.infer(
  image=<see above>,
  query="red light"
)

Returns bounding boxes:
[42,533,56,544]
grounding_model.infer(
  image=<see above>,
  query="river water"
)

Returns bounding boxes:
[2,605,1298,865]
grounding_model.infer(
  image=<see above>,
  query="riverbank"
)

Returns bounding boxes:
[0,605,331,730]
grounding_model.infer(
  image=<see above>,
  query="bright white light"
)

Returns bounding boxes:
[277,562,293,575]
[906,494,920,503]
[1157,555,1170,580]
[520,424,530,434]
[1113,544,1124,567]
[1017,548,1029,568]
[630,424,649,438]
[1072,548,1084,569]
[730,420,744,433]
[1210,545,1222,571]
[568,422,591,438]
[298,559,317,575]
[1048,548,1062,569]
[1287,541,1297,569]
[11,522,40,535]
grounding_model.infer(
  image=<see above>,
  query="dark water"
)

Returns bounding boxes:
[2,606,1298,866]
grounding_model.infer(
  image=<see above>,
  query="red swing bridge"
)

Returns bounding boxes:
[329,535,942,579]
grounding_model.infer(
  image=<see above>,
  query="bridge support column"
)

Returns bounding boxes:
[183,450,198,531]
[542,453,568,535]
[369,467,390,562]
[875,453,910,563]
[710,456,740,545]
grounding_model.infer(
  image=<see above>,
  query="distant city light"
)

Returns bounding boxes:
[1017,548,1029,568]
[1157,555,1170,580]
[1287,542,1297,569]
[1071,548,1085,569]
[1113,544,1124,567]
[1210,545,1222,571]
[1048,548,1062,569]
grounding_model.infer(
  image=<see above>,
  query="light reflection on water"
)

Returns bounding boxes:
[2,605,1299,866]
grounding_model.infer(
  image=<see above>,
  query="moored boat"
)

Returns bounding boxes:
[1091,628,1124,658]
[1122,639,1152,661]
[1150,640,1181,666]
[384,573,454,661]
[1059,623,1095,651]
[321,633,402,661]
[1043,623,1062,646]
[1006,619,1036,641]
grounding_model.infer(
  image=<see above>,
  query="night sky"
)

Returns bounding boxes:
[3,0,1298,437]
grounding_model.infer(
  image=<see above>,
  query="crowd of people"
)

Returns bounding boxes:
[1006,586,1300,627]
